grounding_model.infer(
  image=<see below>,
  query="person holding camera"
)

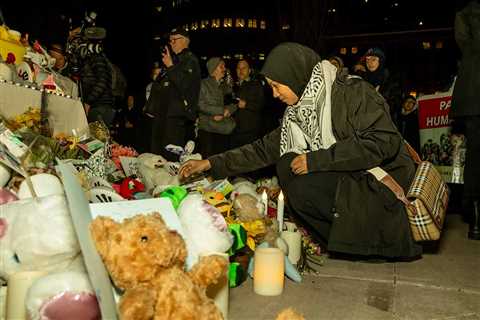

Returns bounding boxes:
[145,27,201,161]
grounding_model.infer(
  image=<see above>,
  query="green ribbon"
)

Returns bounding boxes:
[228,262,246,288]
[159,186,188,210]
[228,224,247,256]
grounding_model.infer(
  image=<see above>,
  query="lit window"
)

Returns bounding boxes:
[351,47,358,54]
[172,0,175,7]
[260,20,266,29]
[155,6,162,12]
[281,24,290,30]
[435,41,443,49]
[248,19,257,28]
[234,54,244,59]
[235,18,245,28]
[340,48,347,55]
[191,21,198,31]
[422,42,431,50]
[212,19,221,28]
[259,53,265,61]
[224,18,233,28]
[200,20,209,29]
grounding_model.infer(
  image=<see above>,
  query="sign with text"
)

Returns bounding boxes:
[417,91,465,184]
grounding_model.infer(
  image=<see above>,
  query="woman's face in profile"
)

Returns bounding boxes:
[266,77,299,105]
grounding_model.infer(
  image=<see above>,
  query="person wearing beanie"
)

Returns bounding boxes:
[197,57,237,158]
[207,57,222,76]
[179,42,421,261]
[363,47,403,122]
[144,26,201,161]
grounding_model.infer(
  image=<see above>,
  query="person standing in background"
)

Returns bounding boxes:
[451,0,480,240]
[145,27,201,161]
[230,59,265,149]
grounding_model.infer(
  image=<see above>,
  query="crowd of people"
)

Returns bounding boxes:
[34,1,478,259]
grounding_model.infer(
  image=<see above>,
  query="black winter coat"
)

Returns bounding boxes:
[452,1,480,117]
[80,54,114,107]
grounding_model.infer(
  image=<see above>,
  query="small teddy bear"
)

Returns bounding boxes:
[90,212,228,320]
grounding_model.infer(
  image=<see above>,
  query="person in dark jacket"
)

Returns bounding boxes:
[396,95,420,153]
[230,59,265,149]
[179,43,421,260]
[451,0,480,239]
[363,48,402,121]
[145,27,201,161]
[80,49,115,126]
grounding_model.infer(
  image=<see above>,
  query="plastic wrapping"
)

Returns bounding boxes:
[26,271,100,320]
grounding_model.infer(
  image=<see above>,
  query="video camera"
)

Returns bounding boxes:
[66,11,106,77]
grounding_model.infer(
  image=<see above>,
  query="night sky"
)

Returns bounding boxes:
[1,0,474,93]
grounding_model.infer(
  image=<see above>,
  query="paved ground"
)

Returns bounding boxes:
[229,214,480,320]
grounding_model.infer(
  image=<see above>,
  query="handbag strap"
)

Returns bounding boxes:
[367,167,418,216]
[404,141,422,165]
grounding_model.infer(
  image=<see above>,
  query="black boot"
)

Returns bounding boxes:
[468,200,480,240]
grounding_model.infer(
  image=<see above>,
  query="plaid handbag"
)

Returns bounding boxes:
[368,143,449,242]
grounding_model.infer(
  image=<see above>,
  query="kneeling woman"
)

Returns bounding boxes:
[180,43,421,259]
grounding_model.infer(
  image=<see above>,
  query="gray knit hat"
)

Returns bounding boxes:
[206,57,222,75]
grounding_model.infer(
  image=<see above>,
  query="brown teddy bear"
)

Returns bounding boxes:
[90,212,228,320]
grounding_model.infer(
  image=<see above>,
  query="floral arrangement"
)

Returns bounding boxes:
[110,143,138,171]
[8,107,42,133]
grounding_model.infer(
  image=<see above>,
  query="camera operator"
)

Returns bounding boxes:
[145,27,201,161]
[78,27,115,126]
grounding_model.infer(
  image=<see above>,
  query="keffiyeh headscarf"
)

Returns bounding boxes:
[261,43,338,155]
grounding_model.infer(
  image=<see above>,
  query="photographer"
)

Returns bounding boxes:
[66,13,115,126]
[145,27,201,161]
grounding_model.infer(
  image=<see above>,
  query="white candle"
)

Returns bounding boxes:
[253,248,285,296]
[7,271,48,320]
[281,231,302,265]
[277,191,285,231]
[261,190,268,216]
[201,253,229,319]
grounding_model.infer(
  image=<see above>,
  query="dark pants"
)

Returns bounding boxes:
[151,116,187,162]
[464,116,480,200]
[88,105,116,127]
[198,130,230,159]
[276,153,340,248]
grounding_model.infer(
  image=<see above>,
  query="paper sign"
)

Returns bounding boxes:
[119,156,139,177]
[56,161,118,319]
[89,197,194,268]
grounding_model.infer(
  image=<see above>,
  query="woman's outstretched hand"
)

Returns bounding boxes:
[290,153,308,175]
[179,159,212,179]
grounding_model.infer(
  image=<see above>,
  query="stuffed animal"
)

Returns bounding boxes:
[137,153,180,192]
[90,213,228,320]
[230,179,260,202]
[0,195,80,279]
[203,190,233,218]
[276,308,305,320]
[232,193,264,222]
[178,194,233,268]
[0,195,99,318]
